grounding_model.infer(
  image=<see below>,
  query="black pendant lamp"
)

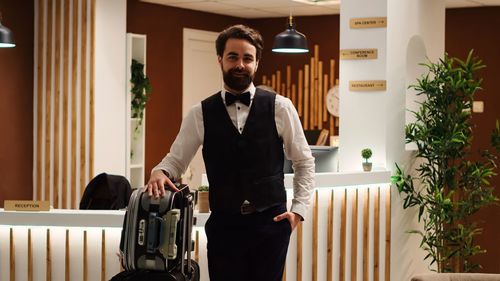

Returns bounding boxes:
[272,15,308,54]
[0,12,16,48]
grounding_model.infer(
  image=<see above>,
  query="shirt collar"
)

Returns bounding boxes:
[221,83,256,105]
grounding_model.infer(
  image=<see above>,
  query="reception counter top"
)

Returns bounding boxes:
[0,208,213,229]
[0,170,390,229]
[284,170,390,188]
[202,169,391,189]
[0,209,125,228]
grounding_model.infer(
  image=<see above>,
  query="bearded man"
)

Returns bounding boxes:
[145,24,314,281]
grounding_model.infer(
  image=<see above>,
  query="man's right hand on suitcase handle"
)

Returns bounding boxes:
[144,169,180,198]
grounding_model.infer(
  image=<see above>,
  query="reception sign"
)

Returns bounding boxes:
[4,200,50,211]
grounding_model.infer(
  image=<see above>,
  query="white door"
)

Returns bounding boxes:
[183,28,221,281]
[182,28,221,189]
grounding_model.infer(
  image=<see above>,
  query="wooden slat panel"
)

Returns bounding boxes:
[271,74,276,91]
[314,78,319,128]
[80,0,88,199]
[276,70,281,94]
[385,187,391,281]
[314,45,319,71]
[47,229,51,281]
[45,0,54,202]
[309,57,315,129]
[351,190,358,281]
[329,61,336,136]
[313,45,319,128]
[298,69,303,117]
[102,229,106,281]
[312,190,318,281]
[330,115,334,137]
[65,229,70,281]
[36,0,45,202]
[296,222,303,281]
[83,231,88,281]
[10,228,15,281]
[363,188,370,281]
[330,59,335,88]
[292,84,296,108]
[28,229,33,281]
[374,187,380,281]
[195,230,199,262]
[53,0,62,208]
[317,61,323,129]
[323,74,328,122]
[286,65,291,99]
[303,64,309,130]
[327,190,334,281]
[70,0,78,209]
[339,189,346,281]
[62,0,70,209]
[89,0,96,178]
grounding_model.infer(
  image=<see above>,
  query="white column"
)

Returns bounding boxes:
[339,0,445,280]
[93,0,127,177]
[339,0,388,172]
[386,1,445,279]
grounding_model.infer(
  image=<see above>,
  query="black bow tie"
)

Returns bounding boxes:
[225,92,251,106]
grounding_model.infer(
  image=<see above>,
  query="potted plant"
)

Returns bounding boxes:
[361,148,372,172]
[391,51,499,272]
[197,185,210,213]
[130,59,152,131]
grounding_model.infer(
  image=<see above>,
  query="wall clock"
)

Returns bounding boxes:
[326,85,339,117]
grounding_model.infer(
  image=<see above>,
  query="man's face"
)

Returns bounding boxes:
[218,38,259,93]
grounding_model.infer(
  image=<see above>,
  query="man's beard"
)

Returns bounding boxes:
[223,68,254,92]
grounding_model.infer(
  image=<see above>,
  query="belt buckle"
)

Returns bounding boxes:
[240,203,256,215]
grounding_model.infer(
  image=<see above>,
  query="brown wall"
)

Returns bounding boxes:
[446,7,500,273]
[0,1,34,207]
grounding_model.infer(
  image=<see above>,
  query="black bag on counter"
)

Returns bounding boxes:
[80,173,132,210]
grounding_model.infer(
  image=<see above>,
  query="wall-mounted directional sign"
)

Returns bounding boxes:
[349,80,386,91]
[340,48,378,60]
[350,17,387,29]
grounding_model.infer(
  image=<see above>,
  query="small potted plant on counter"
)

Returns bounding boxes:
[361,148,372,172]
[197,185,210,213]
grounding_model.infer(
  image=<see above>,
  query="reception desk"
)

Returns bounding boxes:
[1,170,390,281]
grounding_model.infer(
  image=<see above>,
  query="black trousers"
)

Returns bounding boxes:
[204,204,292,281]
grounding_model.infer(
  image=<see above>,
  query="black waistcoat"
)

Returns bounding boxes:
[201,88,286,213]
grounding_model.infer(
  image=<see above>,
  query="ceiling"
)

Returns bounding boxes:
[141,0,500,19]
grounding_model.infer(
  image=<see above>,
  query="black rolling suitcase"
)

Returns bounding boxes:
[111,184,199,281]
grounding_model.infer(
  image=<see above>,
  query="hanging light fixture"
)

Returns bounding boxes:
[272,15,308,54]
[0,11,16,48]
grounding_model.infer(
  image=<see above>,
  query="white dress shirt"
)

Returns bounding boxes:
[153,83,315,218]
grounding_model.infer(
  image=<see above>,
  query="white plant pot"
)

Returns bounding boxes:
[362,162,372,172]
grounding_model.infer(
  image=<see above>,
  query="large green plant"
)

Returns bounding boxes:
[392,51,499,273]
[130,59,152,127]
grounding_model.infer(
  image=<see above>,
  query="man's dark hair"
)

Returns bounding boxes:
[216,24,264,61]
